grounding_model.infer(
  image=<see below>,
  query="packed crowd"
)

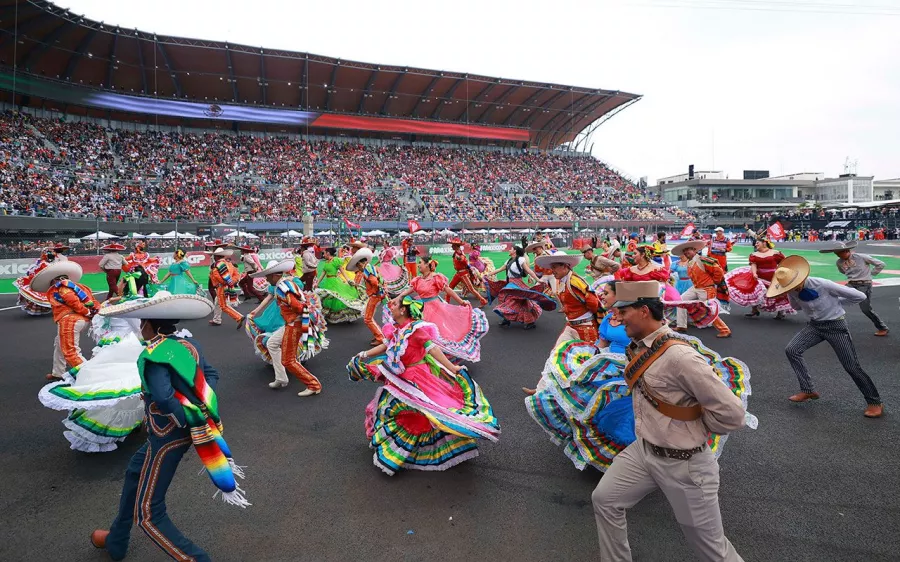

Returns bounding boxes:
[0,111,694,223]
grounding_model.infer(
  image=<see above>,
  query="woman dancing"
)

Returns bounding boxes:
[346,296,500,475]
[390,255,489,363]
[377,242,410,298]
[483,245,556,330]
[14,247,54,316]
[315,247,365,323]
[159,249,201,295]
[725,236,793,319]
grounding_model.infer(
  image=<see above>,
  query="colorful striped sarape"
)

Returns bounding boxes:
[525,334,757,472]
[245,290,329,364]
[346,320,499,475]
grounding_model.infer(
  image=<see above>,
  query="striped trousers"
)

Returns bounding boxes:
[784,318,881,405]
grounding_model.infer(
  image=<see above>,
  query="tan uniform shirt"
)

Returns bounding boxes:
[631,325,746,449]
[98,252,124,270]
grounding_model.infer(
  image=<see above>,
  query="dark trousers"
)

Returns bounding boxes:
[104,269,121,299]
[300,271,316,292]
[785,318,881,405]
[238,274,265,302]
[847,281,888,331]
[105,403,210,562]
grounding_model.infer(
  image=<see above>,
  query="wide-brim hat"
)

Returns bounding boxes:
[30,261,84,293]
[589,256,621,273]
[229,244,254,252]
[818,241,858,254]
[671,240,706,257]
[766,255,810,298]
[612,281,662,308]
[99,291,214,320]
[580,246,596,254]
[101,243,126,251]
[347,248,374,271]
[524,241,547,253]
[349,240,368,250]
[534,252,582,269]
[53,244,69,251]
[204,247,234,257]
[449,239,465,247]
[250,259,294,278]
[297,237,317,248]
[204,238,227,249]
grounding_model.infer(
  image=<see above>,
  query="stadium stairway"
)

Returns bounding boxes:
[107,130,123,170]
[27,122,60,155]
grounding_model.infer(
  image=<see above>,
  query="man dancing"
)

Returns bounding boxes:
[32,261,96,381]
[98,243,125,301]
[707,227,732,310]
[236,245,266,304]
[535,252,599,345]
[672,240,732,338]
[295,237,319,292]
[209,248,244,328]
[819,241,889,336]
[350,248,385,346]
[448,239,488,307]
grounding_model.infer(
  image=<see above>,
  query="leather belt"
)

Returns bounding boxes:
[647,441,705,460]
[847,280,872,285]
[567,317,595,326]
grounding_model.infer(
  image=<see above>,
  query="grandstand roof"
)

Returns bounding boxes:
[0,0,641,148]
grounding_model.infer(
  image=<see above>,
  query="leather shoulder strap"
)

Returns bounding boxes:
[624,334,703,422]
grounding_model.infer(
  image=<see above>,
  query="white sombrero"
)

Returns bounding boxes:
[671,240,707,257]
[250,259,294,278]
[524,241,548,253]
[30,261,83,293]
[204,247,234,257]
[534,252,581,269]
[99,291,214,319]
[347,248,374,271]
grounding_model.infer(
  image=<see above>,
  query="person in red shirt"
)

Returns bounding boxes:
[350,248,386,346]
[31,261,97,381]
[447,240,488,307]
[208,248,244,327]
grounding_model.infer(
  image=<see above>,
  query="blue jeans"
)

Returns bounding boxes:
[105,403,210,561]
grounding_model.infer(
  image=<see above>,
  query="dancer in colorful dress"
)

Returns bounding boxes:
[350,248,386,346]
[346,296,500,475]
[616,245,670,283]
[590,281,750,561]
[820,241,889,336]
[672,241,732,338]
[209,247,244,328]
[390,255,490,363]
[537,252,600,347]
[315,247,365,323]
[672,252,694,296]
[33,261,97,382]
[98,243,126,300]
[483,245,556,330]
[377,242,410,297]
[158,249,201,295]
[725,236,792,320]
[15,247,54,316]
[247,260,328,392]
[448,239,488,307]
[89,293,247,562]
[235,245,267,304]
[117,264,153,299]
[707,227,733,311]
[124,242,161,283]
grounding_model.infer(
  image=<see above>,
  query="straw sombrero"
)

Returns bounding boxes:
[30,261,84,293]
[524,241,548,253]
[347,248,374,271]
[99,291,214,320]
[205,247,234,257]
[101,243,126,251]
[818,241,858,254]
[250,259,294,279]
[534,252,581,269]
[766,255,810,298]
[349,240,368,250]
[297,237,317,248]
[671,240,706,257]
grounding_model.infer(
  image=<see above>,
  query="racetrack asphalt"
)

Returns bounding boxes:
[1,259,898,561]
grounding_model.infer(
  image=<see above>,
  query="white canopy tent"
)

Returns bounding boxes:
[224,230,260,239]
[127,232,146,239]
[81,231,118,240]
[315,229,337,236]
[279,230,302,237]
[161,230,199,239]
[363,229,389,236]
[438,228,455,235]
[398,231,413,238]
[145,233,163,239]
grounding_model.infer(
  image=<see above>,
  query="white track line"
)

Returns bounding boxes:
[0,290,108,311]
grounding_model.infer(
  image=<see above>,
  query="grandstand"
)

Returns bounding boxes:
[0,1,692,229]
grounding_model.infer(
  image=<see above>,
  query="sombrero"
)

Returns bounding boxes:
[766,255,810,298]
[534,252,581,269]
[99,291,214,320]
[205,247,234,257]
[297,237,317,248]
[580,246,596,254]
[229,244,254,252]
[30,261,84,293]
[101,243,126,251]
[818,241,858,253]
[449,239,465,247]
[671,240,707,257]
[204,239,227,249]
[524,241,547,253]
[349,240,368,250]
[52,243,70,251]
[250,259,294,279]
[612,281,661,308]
[347,248,374,271]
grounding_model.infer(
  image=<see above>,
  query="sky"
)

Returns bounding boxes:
[59,0,900,184]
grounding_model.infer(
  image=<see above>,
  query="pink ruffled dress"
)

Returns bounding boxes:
[406,274,489,362]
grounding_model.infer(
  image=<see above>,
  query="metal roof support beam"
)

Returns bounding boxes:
[430,77,464,120]
[520,89,571,128]
[545,93,614,148]
[105,32,118,88]
[358,69,377,113]
[0,12,46,49]
[302,55,309,109]
[225,47,238,102]
[156,42,181,98]
[410,75,441,117]
[502,88,545,126]
[22,20,72,71]
[325,63,339,111]
[476,84,515,124]
[62,28,98,81]
[458,81,495,123]
[538,92,600,143]
[380,70,406,116]
[259,50,267,104]
[136,37,149,95]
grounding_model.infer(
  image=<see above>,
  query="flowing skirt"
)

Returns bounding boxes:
[525,335,758,472]
[382,296,490,363]
[378,262,410,297]
[725,266,795,314]
[38,317,146,453]
[15,276,52,315]
[315,275,365,323]
[245,293,329,364]
[347,355,500,475]
[485,278,555,325]
[164,272,202,295]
